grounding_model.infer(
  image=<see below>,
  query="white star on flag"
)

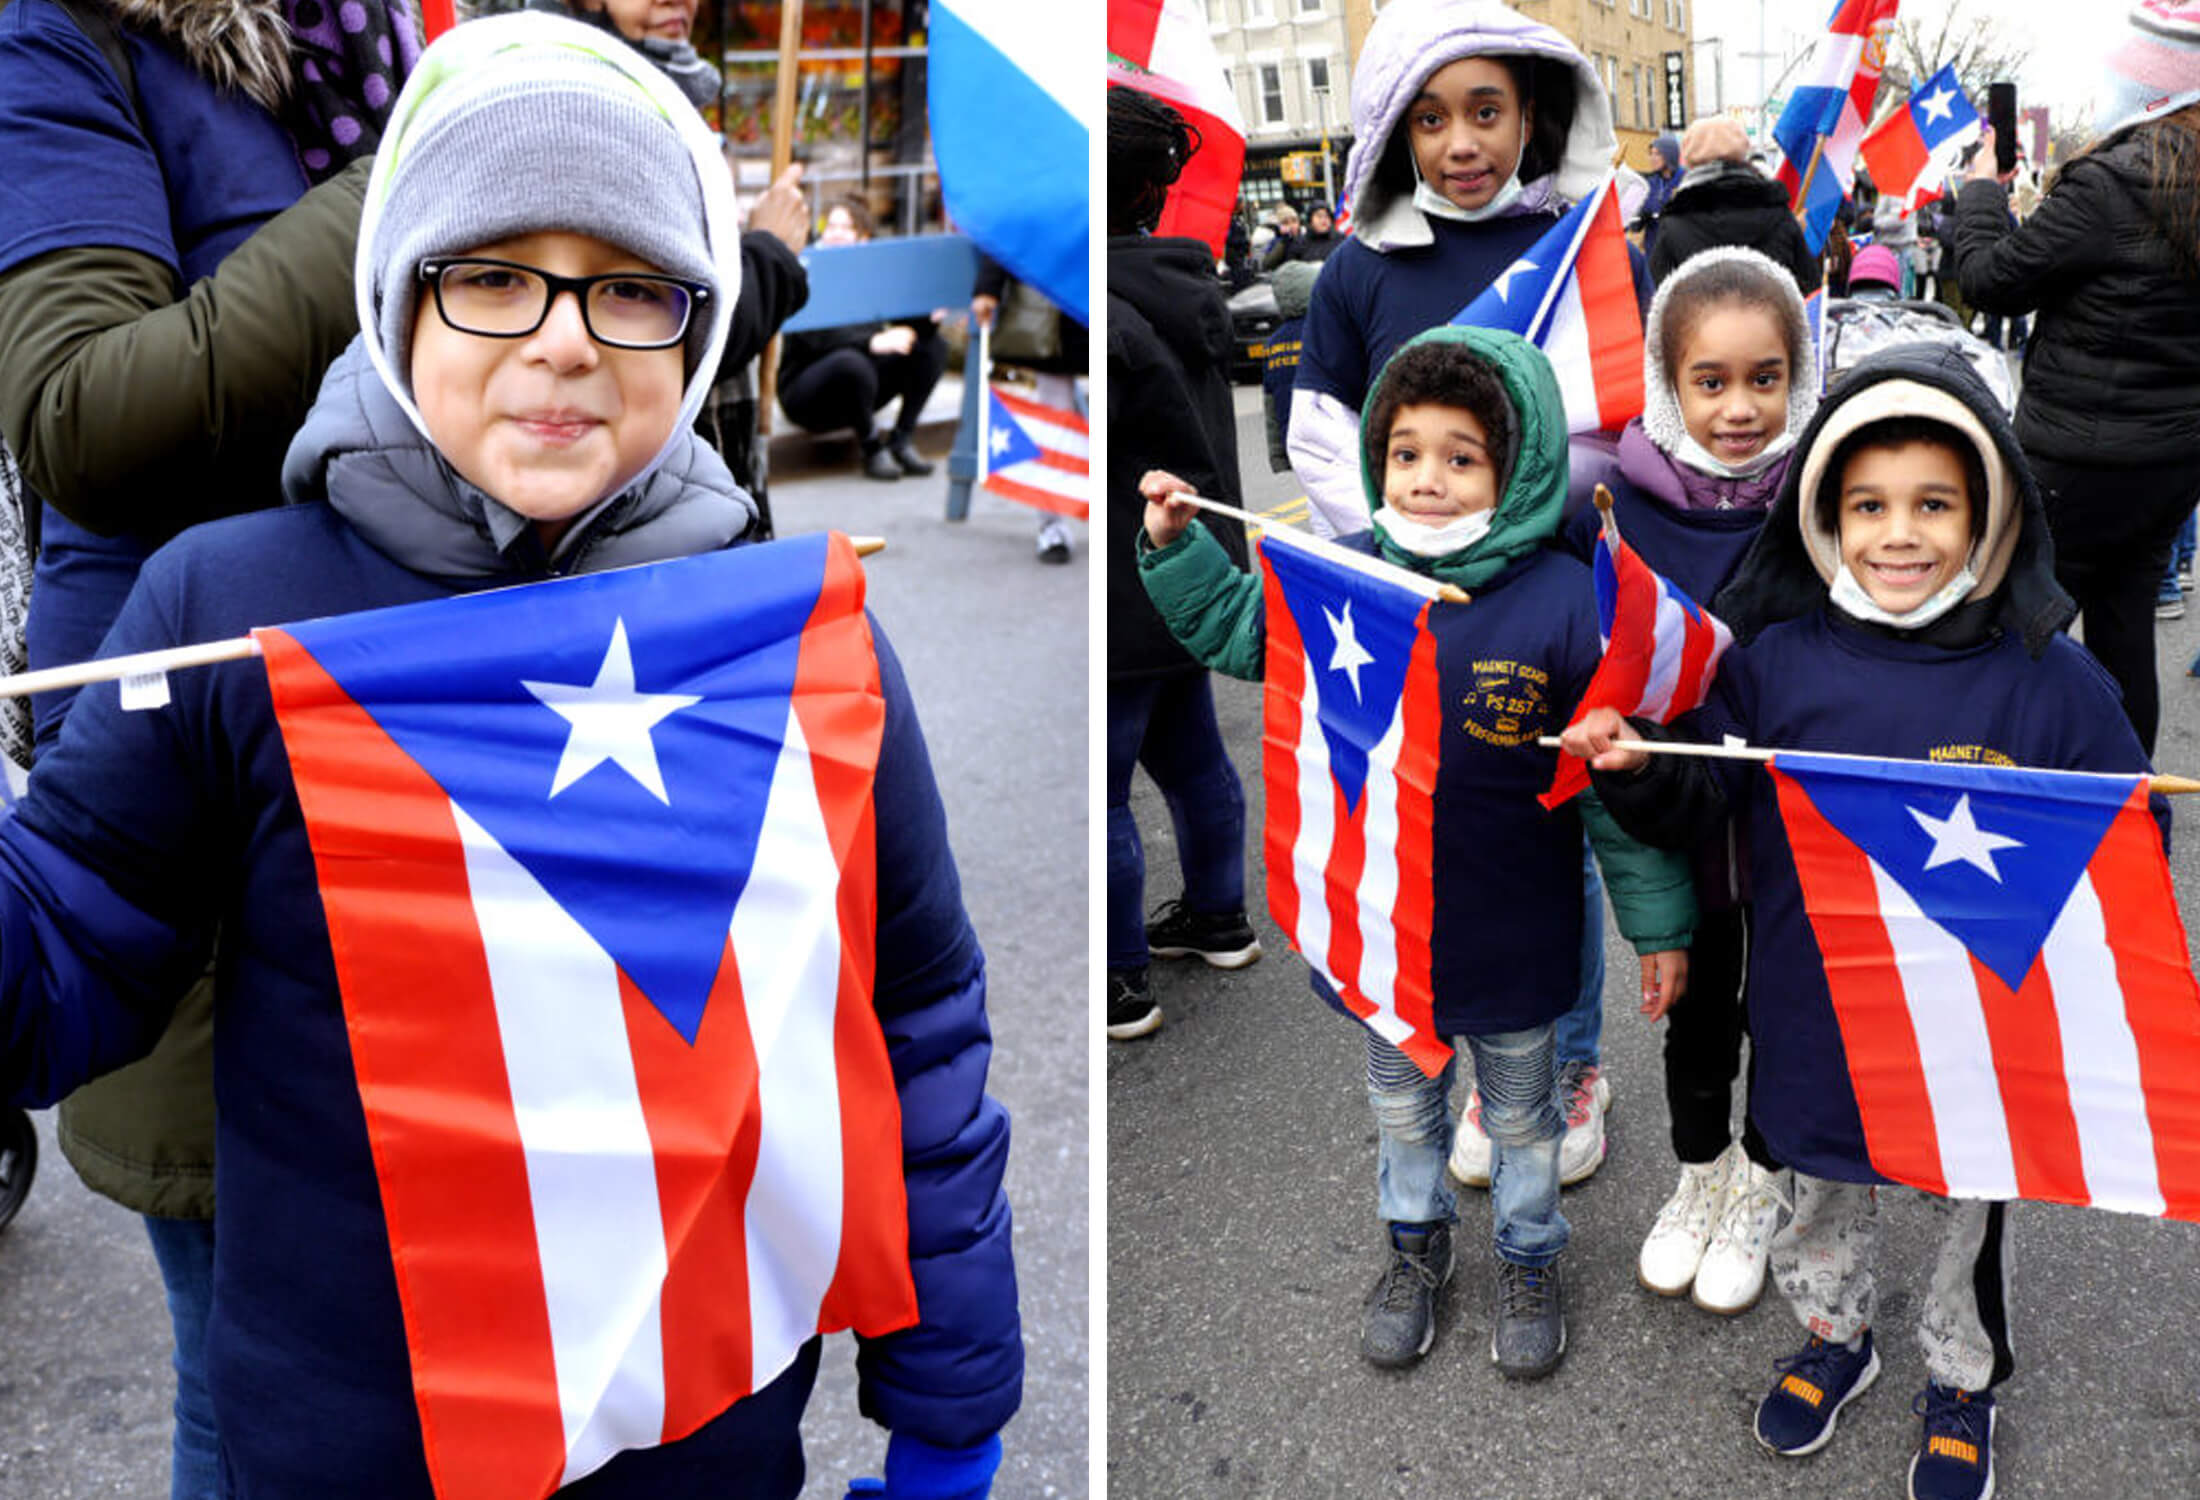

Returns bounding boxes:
[1908,794,2024,882]
[1323,599,1376,702]
[1491,257,1539,303]
[523,618,702,804]
[1917,85,1956,126]
[990,425,1015,457]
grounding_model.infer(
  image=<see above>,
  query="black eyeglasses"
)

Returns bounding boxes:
[417,258,712,350]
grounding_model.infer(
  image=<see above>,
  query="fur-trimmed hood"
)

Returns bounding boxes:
[103,0,291,113]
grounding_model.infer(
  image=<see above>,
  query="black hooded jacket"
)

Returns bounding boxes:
[1107,234,1248,679]
[1648,161,1822,293]
[1595,342,2080,851]
[1952,127,2200,467]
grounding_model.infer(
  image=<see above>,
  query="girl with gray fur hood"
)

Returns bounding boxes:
[1286,0,1648,540]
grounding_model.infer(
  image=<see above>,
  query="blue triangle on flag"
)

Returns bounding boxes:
[1451,188,1597,338]
[1266,541,1424,816]
[987,388,1045,470]
[286,539,839,1044]
[1778,753,2133,991]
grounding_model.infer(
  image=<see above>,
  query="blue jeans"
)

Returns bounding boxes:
[1367,1026,1569,1267]
[2164,510,2197,599]
[1107,673,1247,972]
[1552,843,1605,1068]
[144,1215,221,1500]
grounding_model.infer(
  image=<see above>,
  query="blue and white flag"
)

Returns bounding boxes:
[930,0,1091,325]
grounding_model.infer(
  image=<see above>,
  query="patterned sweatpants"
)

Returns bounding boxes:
[1769,1174,2016,1393]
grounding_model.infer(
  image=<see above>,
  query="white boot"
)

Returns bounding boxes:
[1637,1144,1736,1296]
[1693,1156,1788,1315]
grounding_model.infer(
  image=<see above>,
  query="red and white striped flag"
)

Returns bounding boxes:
[1106,0,1247,255]
[1770,753,2200,1219]
[259,535,916,1499]
[1453,177,1644,434]
[982,384,1089,520]
[1543,505,1731,808]
[1261,536,1449,1076]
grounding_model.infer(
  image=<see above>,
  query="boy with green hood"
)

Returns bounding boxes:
[1136,326,1693,1379]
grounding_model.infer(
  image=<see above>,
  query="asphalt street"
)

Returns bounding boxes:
[0,404,1091,1499]
[1106,383,2200,1499]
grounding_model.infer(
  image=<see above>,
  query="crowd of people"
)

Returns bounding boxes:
[0,0,1062,1495]
[1110,3,2200,1500]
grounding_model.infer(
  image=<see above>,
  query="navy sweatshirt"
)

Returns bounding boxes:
[1673,608,2156,1182]
[0,504,1020,1497]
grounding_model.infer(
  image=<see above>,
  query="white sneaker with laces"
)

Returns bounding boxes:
[1448,1090,1492,1188]
[1693,1157,1787,1314]
[1637,1145,1736,1296]
[1556,1062,1608,1186]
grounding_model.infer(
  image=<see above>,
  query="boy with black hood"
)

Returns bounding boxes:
[1566,344,2154,1500]
[1138,325,1693,1381]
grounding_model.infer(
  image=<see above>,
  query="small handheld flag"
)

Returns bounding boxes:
[1543,490,1732,808]
[1859,64,1983,214]
[1769,751,2200,1220]
[981,384,1090,520]
[1453,177,1643,434]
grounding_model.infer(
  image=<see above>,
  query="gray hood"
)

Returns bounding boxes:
[283,339,755,581]
[1341,0,1615,252]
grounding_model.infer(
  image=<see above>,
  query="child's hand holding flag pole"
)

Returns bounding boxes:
[1136,472,1471,604]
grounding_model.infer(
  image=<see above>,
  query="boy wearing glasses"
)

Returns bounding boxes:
[0,15,1017,1499]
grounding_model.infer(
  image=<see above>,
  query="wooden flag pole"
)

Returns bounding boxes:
[756,0,808,438]
[0,538,889,702]
[1534,734,2200,797]
[1793,132,1832,230]
[1169,492,1471,605]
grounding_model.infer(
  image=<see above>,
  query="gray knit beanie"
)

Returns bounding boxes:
[370,47,715,392]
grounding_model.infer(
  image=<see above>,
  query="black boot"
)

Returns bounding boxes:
[859,434,901,482]
[887,433,935,476]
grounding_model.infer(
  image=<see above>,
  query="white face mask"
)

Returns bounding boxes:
[1373,503,1494,558]
[1829,562,1979,631]
[1673,425,1799,481]
[1412,115,1529,223]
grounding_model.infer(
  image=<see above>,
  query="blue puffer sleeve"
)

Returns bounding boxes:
[853,620,1022,1447]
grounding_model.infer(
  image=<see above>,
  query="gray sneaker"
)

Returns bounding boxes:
[1491,1259,1566,1380]
[1360,1222,1453,1367]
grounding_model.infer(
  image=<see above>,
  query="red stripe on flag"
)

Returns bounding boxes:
[1390,614,1447,1075]
[1971,953,2088,1205]
[1543,533,1657,809]
[1772,768,1949,1195]
[991,386,1089,437]
[800,537,915,1337]
[1858,109,1932,202]
[1106,0,1165,64]
[1260,550,1306,947]
[624,958,761,1438]
[258,627,568,1500]
[2093,791,2200,1220]
[1033,450,1088,477]
[1105,70,1245,256]
[1670,594,1718,716]
[1575,190,1645,429]
[981,473,1089,520]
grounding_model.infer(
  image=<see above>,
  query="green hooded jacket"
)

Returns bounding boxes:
[1138,325,1695,955]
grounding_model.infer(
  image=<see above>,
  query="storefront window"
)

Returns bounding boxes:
[695,0,942,238]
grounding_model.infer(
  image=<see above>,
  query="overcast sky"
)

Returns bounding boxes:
[1691,0,2115,123]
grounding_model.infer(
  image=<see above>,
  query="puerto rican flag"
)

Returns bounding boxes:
[1453,176,1644,434]
[1543,506,1731,808]
[1860,63,1983,214]
[1260,536,1448,1075]
[932,0,1092,323]
[257,534,916,1500]
[1107,0,1248,256]
[1770,752,2200,1220]
[982,384,1090,520]
[1774,0,1900,253]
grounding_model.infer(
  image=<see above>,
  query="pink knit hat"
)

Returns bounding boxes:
[2098,2,2200,142]
[1847,244,1901,292]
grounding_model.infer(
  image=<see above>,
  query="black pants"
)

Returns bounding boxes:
[1663,903,1775,1169]
[2029,452,2200,757]
[778,334,946,444]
